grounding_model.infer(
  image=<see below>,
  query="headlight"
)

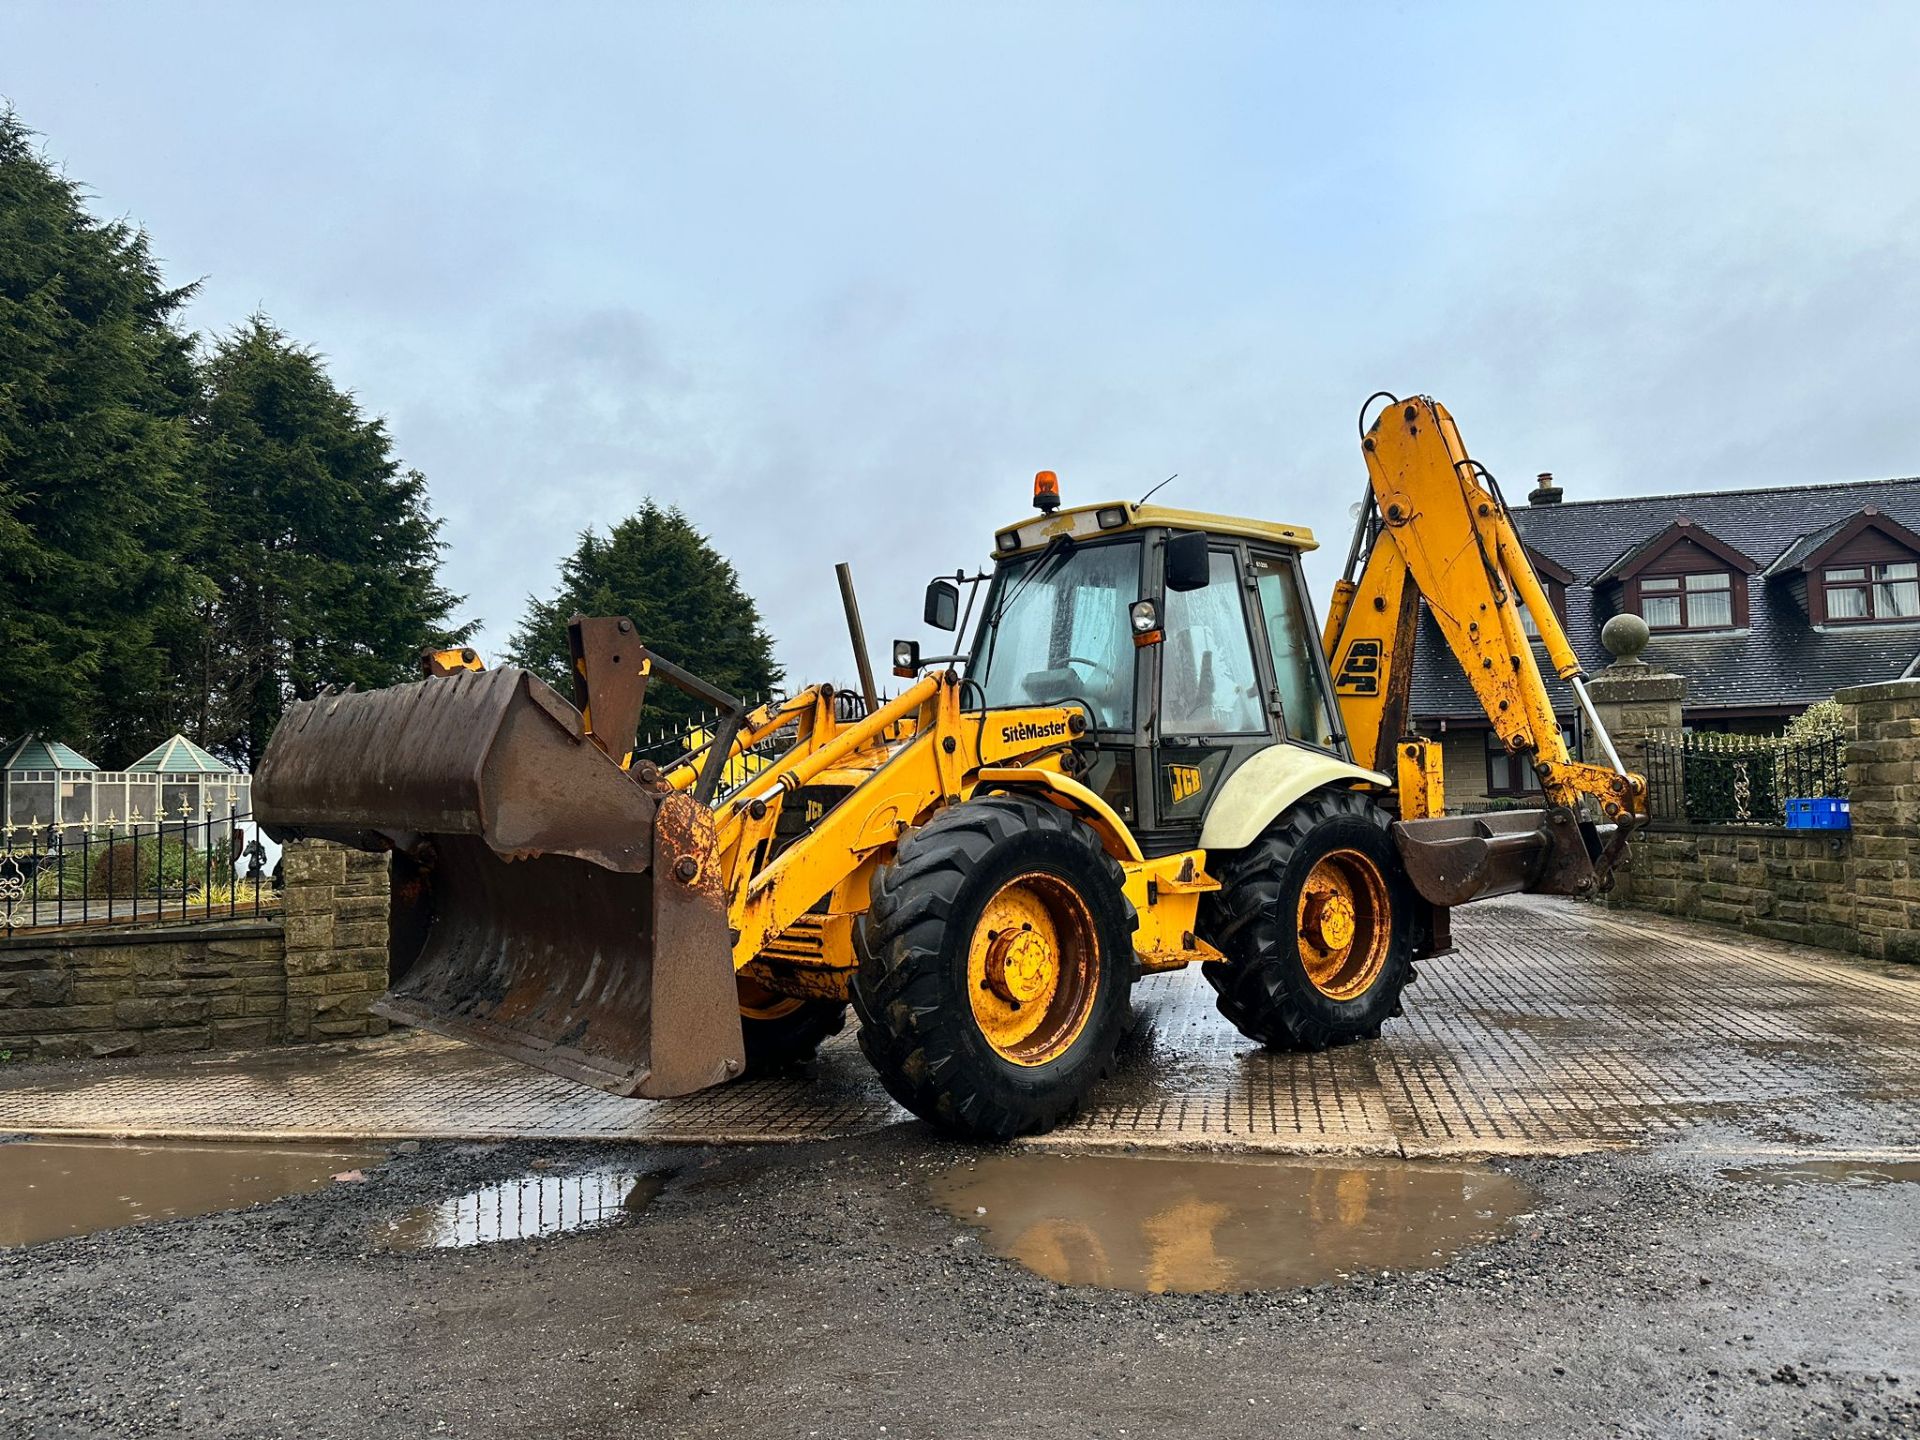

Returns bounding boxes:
[892,639,921,677]
[1096,506,1127,530]
[995,530,1020,553]
[1130,599,1160,634]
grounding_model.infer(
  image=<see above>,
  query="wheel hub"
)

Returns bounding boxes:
[967,871,1102,1066]
[1296,848,1392,1001]
[1304,892,1357,951]
[985,925,1055,1005]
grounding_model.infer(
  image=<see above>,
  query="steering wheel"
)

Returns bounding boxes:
[1062,655,1118,685]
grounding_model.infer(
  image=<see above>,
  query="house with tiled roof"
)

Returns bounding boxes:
[1410,473,1920,809]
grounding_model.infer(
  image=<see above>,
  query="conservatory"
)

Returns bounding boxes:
[1,734,252,838]
[0,736,99,836]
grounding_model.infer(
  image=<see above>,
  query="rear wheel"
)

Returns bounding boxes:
[1199,789,1414,1050]
[736,977,846,1074]
[853,794,1135,1141]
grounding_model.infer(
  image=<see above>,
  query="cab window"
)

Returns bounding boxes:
[971,539,1139,732]
[1161,550,1264,735]
[1251,552,1337,749]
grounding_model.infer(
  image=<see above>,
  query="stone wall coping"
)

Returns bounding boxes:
[1835,677,1920,705]
[1639,822,1837,842]
[1585,671,1686,700]
[0,917,284,953]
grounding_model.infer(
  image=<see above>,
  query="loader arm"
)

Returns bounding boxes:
[1322,395,1643,901]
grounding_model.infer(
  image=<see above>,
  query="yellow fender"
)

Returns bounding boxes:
[1197,744,1389,854]
[971,767,1144,862]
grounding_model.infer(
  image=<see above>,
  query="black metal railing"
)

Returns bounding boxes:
[1644,730,1847,826]
[0,810,280,937]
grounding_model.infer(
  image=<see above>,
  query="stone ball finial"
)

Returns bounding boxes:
[1601,612,1651,666]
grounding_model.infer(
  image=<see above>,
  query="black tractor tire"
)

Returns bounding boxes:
[852,793,1136,1142]
[1198,788,1415,1051]
[736,983,847,1075]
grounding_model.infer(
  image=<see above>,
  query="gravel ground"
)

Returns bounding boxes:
[1,1124,1915,1439]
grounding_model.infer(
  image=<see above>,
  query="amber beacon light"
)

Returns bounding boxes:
[1032,469,1060,513]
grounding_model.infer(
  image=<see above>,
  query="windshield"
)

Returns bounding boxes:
[970,539,1139,731]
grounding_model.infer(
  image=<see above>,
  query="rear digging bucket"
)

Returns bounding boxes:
[1392,807,1615,907]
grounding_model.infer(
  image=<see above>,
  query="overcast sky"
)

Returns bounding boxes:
[8,2,1919,688]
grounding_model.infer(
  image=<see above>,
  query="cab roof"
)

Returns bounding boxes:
[991,500,1317,558]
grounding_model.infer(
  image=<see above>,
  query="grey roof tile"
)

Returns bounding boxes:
[1410,476,1920,720]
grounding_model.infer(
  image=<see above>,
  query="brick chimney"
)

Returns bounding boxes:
[1528,471,1563,506]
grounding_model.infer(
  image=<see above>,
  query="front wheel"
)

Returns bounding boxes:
[1198,789,1415,1050]
[852,794,1135,1141]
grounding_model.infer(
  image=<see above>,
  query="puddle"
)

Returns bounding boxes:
[1721,1159,1920,1189]
[381,1169,664,1249]
[936,1151,1533,1294]
[0,1138,382,1246]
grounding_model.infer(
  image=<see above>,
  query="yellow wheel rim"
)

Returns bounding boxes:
[1296,848,1391,1001]
[966,871,1101,1066]
[737,975,804,1023]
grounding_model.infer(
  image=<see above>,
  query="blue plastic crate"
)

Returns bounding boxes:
[1785,797,1850,830]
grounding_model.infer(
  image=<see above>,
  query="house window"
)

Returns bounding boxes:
[1823,561,1919,622]
[1515,577,1566,640]
[1484,725,1579,797]
[1639,572,1732,630]
[1485,732,1540,796]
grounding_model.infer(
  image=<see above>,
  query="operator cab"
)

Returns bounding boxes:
[926,485,1348,857]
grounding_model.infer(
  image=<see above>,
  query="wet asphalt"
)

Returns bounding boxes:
[0,1123,1915,1440]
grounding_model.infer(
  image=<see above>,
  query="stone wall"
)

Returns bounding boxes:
[1609,825,1858,954]
[281,843,392,1042]
[0,840,389,1061]
[1606,678,1920,964]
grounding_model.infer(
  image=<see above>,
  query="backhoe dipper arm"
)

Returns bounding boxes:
[1324,396,1642,894]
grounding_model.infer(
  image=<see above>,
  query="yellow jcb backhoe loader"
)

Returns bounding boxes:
[256,394,1643,1141]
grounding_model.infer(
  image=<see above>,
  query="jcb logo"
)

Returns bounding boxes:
[1167,764,1203,804]
[804,799,825,823]
[1334,639,1382,696]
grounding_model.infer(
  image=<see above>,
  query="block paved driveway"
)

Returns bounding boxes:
[3,898,1916,1158]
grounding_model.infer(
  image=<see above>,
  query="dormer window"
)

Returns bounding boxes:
[1595,519,1757,634]
[1823,560,1919,621]
[1767,508,1920,627]
[1515,547,1574,639]
[1639,572,1733,630]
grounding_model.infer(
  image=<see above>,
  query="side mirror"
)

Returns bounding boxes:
[1164,532,1211,592]
[923,578,960,631]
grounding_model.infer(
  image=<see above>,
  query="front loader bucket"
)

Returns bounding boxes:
[255,667,743,1098]
[1392,807,1620,908]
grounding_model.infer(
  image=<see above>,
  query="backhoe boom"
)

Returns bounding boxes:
[1324,395,1643,898]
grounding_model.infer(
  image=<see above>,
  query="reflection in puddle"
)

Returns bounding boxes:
[936,1152,1532,1294]
[1721,1160,1920,1189]
[383,1170,664,1249]
[0,1138,381,1247]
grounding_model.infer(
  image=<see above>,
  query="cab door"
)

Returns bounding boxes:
[1246,549,1347,757]
[1147,543,1275,840]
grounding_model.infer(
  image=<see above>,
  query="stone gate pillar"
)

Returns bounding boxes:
[1580,614,1685,785]
[1835,677,1920,963]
